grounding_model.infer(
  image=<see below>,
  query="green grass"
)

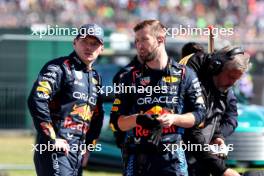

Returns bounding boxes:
[0,170,120,176]
[1,134,264,176]
[235,167,264,174]
[0,135,121,176]
[0,135,34,164]
[0,170,121,176]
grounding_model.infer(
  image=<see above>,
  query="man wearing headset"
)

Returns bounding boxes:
[181,42,240,138]
[180,46,250,176]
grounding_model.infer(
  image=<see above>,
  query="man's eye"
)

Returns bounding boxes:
[81,40,87,44]
[135,39,141,43]
[92,42,100,47]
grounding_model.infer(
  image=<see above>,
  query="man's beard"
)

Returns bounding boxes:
[139,48,158,63]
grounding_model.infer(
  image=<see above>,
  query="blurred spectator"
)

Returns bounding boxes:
[0,0,263,40]
[233,72,254,104]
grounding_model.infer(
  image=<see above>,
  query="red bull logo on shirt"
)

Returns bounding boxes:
[70,104,93,121]
[144,105,172,115]
[135,106,177,137]
[135,125,177,137]
[64,116,89,133]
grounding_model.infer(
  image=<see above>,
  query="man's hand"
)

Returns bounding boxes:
[136,114,161,130]
[81,150,90,167]
[211,137,225,145]
[157,114,177,127]
[210,137,229,158]
[223,168,240,176]
[55,138,70,155]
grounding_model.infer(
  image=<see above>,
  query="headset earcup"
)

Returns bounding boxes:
[208,47,244,75]
[208,53,223,75]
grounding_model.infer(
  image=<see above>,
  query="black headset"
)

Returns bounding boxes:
[208,47,245,75]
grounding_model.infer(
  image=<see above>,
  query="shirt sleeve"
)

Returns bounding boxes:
[27,62,63,142]
[85,73,105,146]
[183,66,206,126]
[219,90,238,137]
[110,72,133,132]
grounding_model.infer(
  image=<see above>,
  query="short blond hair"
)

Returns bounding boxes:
[133,19,166,37]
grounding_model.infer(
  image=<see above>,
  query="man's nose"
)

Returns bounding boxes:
[84,44,94,50]
[136,42,143,49]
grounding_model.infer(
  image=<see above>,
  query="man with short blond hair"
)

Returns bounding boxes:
[111,19,206,176]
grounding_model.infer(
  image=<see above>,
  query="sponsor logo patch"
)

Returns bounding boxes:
[75,71,83,80]
[64,116,89,132]
[70,104,92,121]
[140,77,150,86]
[92,78,98,85]
[38,81,51,91]
[162,76,179,83]
[111,106,119,112]
[37,86,50,95]
[113,98,121,105]
[47,65,59,71]
[37,92,49,99]
[195,96,204,104]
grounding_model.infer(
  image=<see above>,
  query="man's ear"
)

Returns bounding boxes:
[73,38,77,46]
[157,36,165,45]
[100,45,104,52]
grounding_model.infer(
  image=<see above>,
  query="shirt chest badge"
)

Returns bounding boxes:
[140,76,150,86]
[74,71,83,80]
[162,76,180,83]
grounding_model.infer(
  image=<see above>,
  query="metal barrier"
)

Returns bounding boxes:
[0,84,28,129]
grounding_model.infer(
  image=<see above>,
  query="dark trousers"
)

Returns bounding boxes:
[122,148,188,176]
[34,150,82,176]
